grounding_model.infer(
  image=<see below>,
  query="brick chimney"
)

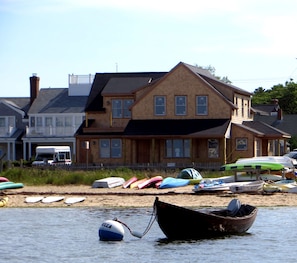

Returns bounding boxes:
[272,98,282,120]
[30,73,39,105]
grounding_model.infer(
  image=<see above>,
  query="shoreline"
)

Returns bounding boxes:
[2,185,297,208]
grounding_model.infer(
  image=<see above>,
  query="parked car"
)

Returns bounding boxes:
[284,151,297,168]
[284,151,297,160]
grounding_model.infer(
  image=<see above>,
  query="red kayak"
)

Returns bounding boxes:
[138,176,163,189]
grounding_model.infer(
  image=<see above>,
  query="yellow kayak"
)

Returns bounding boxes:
[0,196,8,207]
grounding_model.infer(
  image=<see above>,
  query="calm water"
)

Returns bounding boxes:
[1,205,296,263]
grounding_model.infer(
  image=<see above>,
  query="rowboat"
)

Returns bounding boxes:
[229,181,264,193]
[92,177,125,188]
[154,197,257,240]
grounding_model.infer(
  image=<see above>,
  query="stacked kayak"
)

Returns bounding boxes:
[0,181,24,190]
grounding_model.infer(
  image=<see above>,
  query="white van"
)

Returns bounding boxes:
[32,146,72,166]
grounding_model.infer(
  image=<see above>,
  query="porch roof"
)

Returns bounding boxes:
[124,119,230,137]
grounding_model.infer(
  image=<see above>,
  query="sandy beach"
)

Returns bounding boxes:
[2,184,297,208]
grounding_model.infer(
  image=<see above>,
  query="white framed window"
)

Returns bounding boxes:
[45,117,53,127]
[166,139,190,158]
[241,98,244,117]
[36,117,42,127]
[175,96,186,115]
[236,138,248,151]
[154,96,166,116]
[100,139,122,158]
[123,99,133,118]
[56,116,64,127]
[65,116,72,127]
[196,96,208,115]
[112,99,133,118]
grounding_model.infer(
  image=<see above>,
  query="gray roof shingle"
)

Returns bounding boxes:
[28,88,88,114]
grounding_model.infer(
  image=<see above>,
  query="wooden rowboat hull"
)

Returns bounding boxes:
[154,197,257,240]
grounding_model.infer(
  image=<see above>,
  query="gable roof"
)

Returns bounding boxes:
[0,98,30,116]
[85,72,167,111]
[254,114,297,137]
[182,62,251,96]
[252,104,280,115]
[28,88,88,114]
[240,121,291,138]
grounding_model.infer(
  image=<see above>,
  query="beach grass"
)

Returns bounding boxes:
[1,167,222,186]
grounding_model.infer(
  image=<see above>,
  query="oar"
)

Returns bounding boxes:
[113,218,143,238]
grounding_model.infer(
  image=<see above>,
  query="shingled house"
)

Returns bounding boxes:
[75,62,290,169]
[0,97,30,161]
[22,74,91,161]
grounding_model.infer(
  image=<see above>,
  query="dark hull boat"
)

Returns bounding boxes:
[154,197,257,240]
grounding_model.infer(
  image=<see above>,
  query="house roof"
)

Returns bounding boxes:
[254,114,297,137]
[0,98,30,116]
[102,77,155,95]
[85,72,167,111]
[76,119,230,137]
[124,119,230,137]
[28,88,88,114]
[85,62,253,113]
[241,121,291,138]
[182,62,251,96]
[252,104,280,115]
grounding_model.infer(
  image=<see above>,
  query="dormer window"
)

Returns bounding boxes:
[112,99,133,118]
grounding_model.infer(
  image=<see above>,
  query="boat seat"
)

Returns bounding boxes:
[227,199,241,216]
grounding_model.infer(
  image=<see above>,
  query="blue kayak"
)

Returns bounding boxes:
[0,181,24,190]
[158,177,190,189]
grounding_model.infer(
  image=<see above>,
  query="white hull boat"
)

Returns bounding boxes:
[229,181,264,193]
[92,177,125,188]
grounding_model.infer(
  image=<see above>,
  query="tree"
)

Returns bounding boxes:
[195,64,232,84]
[252,81,297,114]
[278,82,297,114]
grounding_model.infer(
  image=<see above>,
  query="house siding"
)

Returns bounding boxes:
[132,66,231,120]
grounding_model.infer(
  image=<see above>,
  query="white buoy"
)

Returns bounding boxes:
[99,220,125,241]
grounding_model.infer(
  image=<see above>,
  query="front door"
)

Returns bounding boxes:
[137,140,150,163]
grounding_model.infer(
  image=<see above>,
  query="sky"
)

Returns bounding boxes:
[1,0,297,97]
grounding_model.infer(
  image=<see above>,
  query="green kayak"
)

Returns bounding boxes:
[220,162,284,171]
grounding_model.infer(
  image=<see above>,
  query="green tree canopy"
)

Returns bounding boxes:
[252,81,297,114]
